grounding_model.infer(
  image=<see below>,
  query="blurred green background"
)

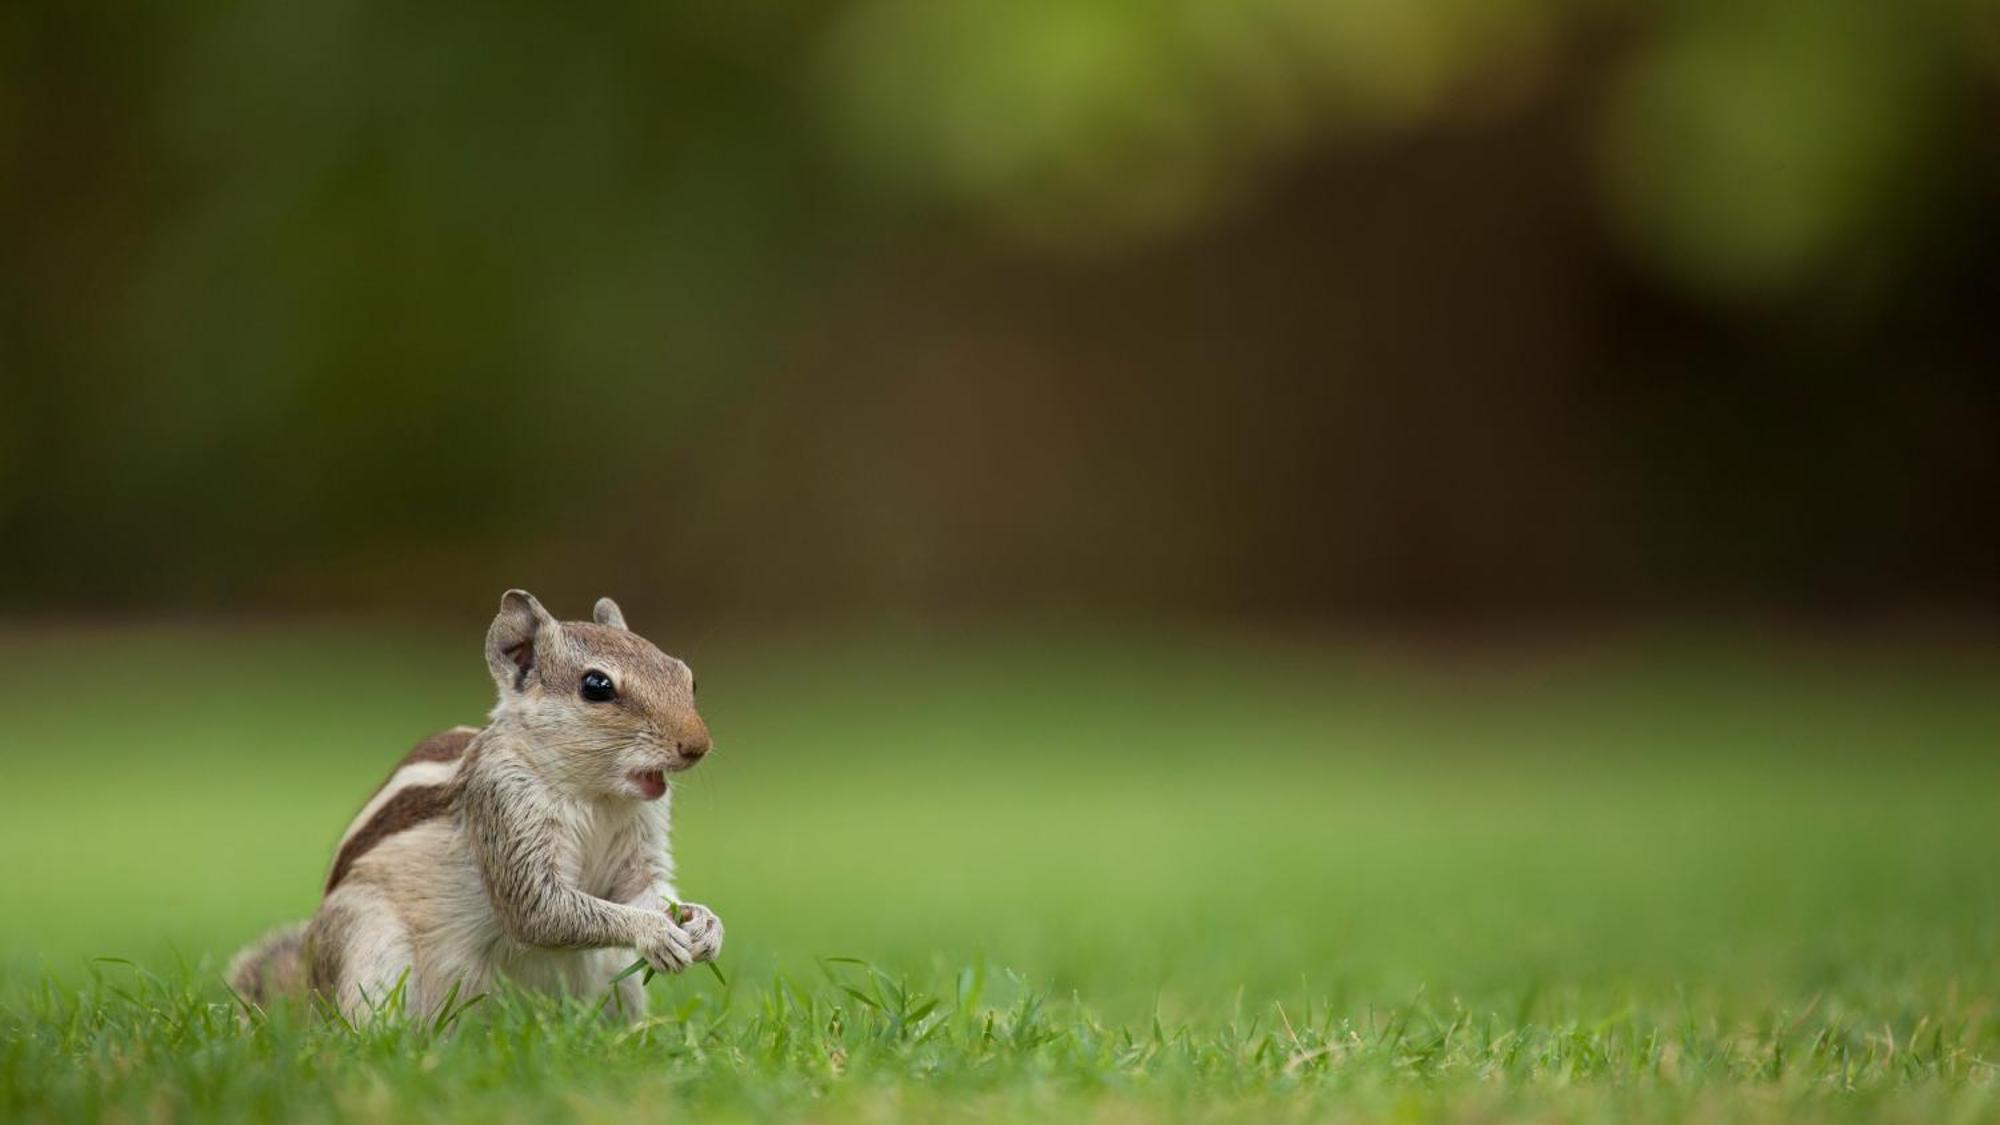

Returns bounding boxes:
[2,0,1999,1050]
[3,626,1997,1031]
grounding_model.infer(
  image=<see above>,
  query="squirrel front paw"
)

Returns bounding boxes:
[636,913,695,975]
[674,902,724,963]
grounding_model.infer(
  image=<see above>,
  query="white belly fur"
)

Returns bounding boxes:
[338,799,649,1006]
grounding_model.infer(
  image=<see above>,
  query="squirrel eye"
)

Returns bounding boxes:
[579,670,617,703]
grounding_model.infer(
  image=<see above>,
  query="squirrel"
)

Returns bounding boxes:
[227,590,722,1021]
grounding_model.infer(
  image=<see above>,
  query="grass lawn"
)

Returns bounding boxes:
[1,624,1996,1121]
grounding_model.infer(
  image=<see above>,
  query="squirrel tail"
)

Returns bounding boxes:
[226,921,310,1010]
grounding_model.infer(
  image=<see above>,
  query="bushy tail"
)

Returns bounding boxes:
[227,921,309,1009]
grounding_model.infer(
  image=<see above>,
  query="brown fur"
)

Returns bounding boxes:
[307,899,355,999]
[398,727,476,767]
[231,591,721,1021]
[324,784,459,893]
[544,623,707,757]
[226,921,308,1007]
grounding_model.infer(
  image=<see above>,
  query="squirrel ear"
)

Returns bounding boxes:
[592,597,628,630]
[486,589,555,691]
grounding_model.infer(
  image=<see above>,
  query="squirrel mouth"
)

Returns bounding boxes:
[628,769,668,801]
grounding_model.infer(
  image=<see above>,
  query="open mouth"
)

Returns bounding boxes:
[628,769,668,801]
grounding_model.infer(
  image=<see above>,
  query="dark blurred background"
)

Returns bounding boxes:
[5,0,1998,626]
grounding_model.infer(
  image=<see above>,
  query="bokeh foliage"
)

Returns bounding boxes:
[4,0,1998,616]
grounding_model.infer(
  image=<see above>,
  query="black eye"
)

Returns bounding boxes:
[580,670,617,703]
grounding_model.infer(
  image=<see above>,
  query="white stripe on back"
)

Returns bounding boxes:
[337,760,461,851]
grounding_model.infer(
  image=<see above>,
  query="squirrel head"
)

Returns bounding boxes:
[483,589,709,802]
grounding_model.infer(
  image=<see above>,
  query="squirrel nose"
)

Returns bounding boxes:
[679,735,710,760]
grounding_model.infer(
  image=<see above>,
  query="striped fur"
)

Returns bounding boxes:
[323,726,478,893]
[226,593,723,1023]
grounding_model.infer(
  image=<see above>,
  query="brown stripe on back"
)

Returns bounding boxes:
[325,784,458,894]
[400,726,478,767]
[352,727,478,807]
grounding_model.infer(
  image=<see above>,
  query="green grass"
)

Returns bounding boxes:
[1,624,1997,1121]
